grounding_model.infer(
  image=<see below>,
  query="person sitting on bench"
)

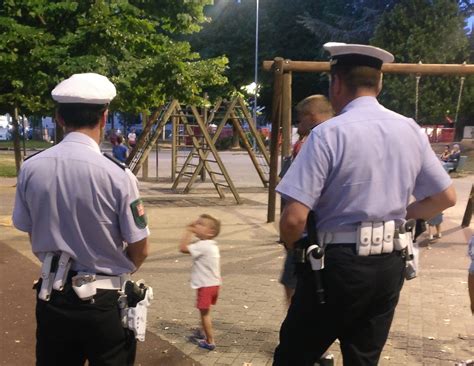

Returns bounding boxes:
[443,144,462,172]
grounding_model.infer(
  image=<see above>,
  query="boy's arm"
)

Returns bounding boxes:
[179,224,195,254]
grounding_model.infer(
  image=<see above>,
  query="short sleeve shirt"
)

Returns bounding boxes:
[12,132,150,275]
[128,132,136,144]
[188,239,221,289]
[277,96,452,232]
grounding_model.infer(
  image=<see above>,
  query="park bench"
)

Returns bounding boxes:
[443,155,468,173]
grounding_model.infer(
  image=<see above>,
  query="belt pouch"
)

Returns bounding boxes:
[72,273,98,300]
[357,222,372,256]
[394,232,410,251]
[382,221,395,253]
[370,222,384,255]
[53,252,71,291]
[38,253,56,301]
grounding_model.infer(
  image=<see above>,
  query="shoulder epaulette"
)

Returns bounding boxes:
[103,152,128,170]
[23,149,46,161]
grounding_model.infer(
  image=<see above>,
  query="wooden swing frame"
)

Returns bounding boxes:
[263,58,474,222]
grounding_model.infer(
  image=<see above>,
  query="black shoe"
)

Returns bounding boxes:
[315,353,334,366]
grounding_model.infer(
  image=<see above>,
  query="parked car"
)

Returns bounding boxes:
[0,127,9,141]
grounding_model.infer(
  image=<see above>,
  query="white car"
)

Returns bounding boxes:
[0,127,9,141]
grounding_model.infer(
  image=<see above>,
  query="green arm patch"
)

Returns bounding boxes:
[130,199,148,229]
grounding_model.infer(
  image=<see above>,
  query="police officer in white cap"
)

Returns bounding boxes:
[273,44,456,365]
[12,73,150,365]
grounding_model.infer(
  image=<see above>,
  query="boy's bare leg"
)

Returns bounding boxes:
[428,225,433,239]
[200,309,215,344]
[435,224,442,236]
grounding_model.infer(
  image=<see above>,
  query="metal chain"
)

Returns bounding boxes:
[454,75,466,125]
[415,74,421,122]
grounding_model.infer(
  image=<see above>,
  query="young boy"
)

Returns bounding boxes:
[179,214,222,350]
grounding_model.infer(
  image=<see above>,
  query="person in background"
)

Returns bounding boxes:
[113,135,128,163]
[280,95,334,307]
[440,145,451,162]
[179,214,222,351]
[427,212,443,240]
[468,235,474,315]
[128,127,137,149]
[442,143,462,172]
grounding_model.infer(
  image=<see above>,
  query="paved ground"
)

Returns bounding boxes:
[0,150,473,365]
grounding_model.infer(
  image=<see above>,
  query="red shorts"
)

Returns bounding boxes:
[196,286,220,310]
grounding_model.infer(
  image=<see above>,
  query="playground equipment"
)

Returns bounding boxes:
[414,62,467,123]
[263,58,474,222]
[126,97,270,203]
[172,97,270,191]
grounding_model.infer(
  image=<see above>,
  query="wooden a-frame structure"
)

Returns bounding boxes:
[172,96,270,192]
[126,100,242,203]
[126,97,271,204]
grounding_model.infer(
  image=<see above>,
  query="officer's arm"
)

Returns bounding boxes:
[280,199,310,249]
[126,237,149,271]
[406,185,456,220]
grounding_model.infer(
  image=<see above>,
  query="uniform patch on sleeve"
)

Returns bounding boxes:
[130,199,147,229]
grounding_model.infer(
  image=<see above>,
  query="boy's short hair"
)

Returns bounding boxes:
[200,214,221,238]
[117,136,123,144]
[295,95,334,120]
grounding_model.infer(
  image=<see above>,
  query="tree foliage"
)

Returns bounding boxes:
[0,0,228,116]
[190,0,329,114]
[191,0,472,125]
[371,0,471,124]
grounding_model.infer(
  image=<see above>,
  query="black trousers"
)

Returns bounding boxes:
[273,245,405,366]
[36,283,136,366]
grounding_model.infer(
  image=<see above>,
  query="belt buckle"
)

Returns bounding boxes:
[72,274,96,287]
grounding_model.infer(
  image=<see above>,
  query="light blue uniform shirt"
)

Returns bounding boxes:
[12,132,150,275]
[277,96,452,232]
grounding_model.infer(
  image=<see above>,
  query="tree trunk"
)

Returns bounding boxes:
[454,118,465,141]
[231,124,240,149]
[12,108,23,175]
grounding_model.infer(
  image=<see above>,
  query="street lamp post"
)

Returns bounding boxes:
[253,0,259,148]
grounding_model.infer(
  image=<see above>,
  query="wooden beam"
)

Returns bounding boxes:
[263,60,474,75]
[281,71,292,158]
[267,58,284,223]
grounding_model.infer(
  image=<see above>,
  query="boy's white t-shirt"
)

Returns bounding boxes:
[188,239,222,289]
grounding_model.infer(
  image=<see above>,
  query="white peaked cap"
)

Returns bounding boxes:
[52,73,117,104]
[323,42,394,69]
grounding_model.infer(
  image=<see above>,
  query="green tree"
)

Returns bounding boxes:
[0,0,228,117]
[190,0,328,117]
[0,0,229,172]
[371,0,471,125]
